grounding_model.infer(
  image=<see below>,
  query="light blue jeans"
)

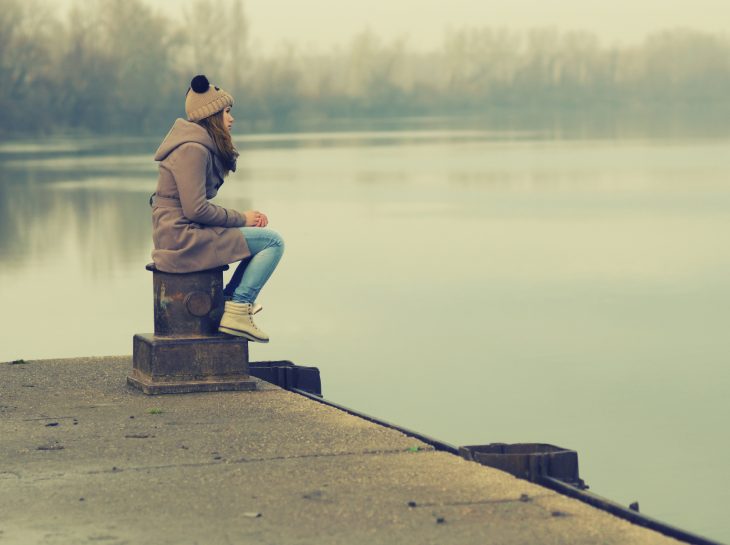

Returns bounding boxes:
[224,227,284,303]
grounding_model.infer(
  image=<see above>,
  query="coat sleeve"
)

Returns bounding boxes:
[171,143,246,228]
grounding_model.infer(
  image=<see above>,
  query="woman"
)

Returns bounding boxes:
[151,75,284,343]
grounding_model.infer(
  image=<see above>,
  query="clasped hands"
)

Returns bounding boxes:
[243,210,268,228]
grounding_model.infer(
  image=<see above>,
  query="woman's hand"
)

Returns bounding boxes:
[244,210,268,227]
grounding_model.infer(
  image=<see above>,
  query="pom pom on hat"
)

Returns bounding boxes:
[190,75,210,93]
[185,74,234,122]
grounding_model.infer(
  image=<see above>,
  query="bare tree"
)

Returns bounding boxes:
[181,0,250,96]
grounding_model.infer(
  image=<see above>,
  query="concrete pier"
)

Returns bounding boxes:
[1,357,683,545]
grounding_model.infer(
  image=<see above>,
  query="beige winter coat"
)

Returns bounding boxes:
[151,119,250,273]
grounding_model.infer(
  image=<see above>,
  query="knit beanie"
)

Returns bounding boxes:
[185,75,234,122]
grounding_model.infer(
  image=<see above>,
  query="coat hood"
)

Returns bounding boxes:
[154,118,217,162]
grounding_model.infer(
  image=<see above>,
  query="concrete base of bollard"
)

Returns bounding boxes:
[126,370,260,394]
[129,333,258,395]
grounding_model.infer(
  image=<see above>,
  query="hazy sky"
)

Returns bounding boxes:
[61,0,730,51]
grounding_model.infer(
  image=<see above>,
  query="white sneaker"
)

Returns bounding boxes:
[218,301,269,343]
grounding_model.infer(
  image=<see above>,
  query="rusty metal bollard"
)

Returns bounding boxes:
[127,263,258,394]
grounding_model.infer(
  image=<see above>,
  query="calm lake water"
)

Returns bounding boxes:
[1,126,729,542]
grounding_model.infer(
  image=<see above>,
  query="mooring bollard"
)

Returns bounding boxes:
[127,263,258,394]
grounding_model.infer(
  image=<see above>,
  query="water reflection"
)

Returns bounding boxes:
[0,167,152,272]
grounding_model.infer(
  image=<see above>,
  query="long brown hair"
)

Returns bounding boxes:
[198,110,239,177]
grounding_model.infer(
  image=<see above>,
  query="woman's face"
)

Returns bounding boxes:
[223,107,234,133]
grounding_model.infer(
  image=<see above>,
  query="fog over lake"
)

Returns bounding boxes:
[52,0,730,50]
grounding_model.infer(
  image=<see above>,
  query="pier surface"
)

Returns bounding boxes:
[1,357,681,545]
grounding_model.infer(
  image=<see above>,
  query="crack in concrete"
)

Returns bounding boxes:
[409,495,553,509]
[10,447,434,480]
[20,416,79,421]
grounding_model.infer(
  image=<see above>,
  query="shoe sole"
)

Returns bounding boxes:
[218,326,269,343]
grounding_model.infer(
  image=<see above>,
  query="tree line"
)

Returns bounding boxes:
[2,0,729,137]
